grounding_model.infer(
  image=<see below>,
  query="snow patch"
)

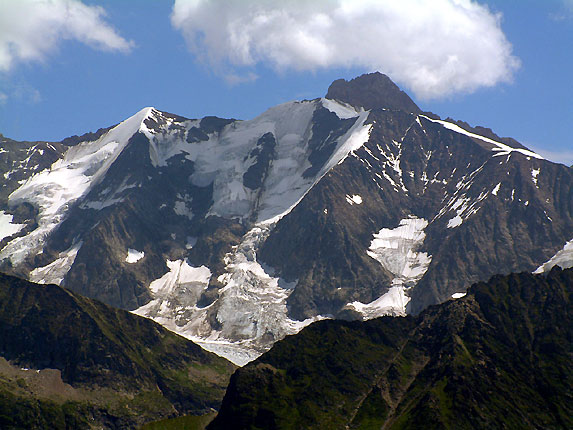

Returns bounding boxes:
[185,236,197,249]
[125,249,144,264]
[174,200,193,219]
[0,211,24,241]
[133,260,211,318]
[366,217,431,288]
[347,286,409,319]
[534,239,573,273]
[80,178,139,210]
[492,182,501,196]
[434,164,489,227]
[347,217,431,318]
[345,194,362,205]
[419,115,544,160]
[29,241,82,285]
[451,292,467,299]
[81,198,124,210]
[321,98,362,119]
[151,260,210,295]
[531,168,540,187]
[447,215,463,229]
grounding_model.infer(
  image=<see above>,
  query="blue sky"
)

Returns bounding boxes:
[0,0,572,165]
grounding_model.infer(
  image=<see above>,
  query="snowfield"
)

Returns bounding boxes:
[346,217,431,318]
[0,211,24,241]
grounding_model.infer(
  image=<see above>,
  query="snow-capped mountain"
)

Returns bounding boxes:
[1,73,572,364]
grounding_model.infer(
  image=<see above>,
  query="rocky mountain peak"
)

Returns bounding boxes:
[326,72,421,113]
[0,73,572,366]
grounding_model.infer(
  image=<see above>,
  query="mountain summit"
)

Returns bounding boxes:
[326,72,421,113]
[0,74,571,364]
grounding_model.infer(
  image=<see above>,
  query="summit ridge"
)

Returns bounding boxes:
[326,72,421,113]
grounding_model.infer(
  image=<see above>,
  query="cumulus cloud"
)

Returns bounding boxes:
[0,0,133,72]
[171,0,520,99]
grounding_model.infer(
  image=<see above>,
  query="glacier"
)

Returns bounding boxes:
[134,223,322,366]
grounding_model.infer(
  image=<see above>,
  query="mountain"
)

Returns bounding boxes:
[209,266,573,429]
[0,273,235,429]
[0,73,572,364]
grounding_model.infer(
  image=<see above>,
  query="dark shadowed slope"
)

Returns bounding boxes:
[0,273,235,429]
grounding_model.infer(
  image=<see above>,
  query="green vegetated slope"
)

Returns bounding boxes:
[141,411,216,430]
[210,266,573,429]
[0,273,235,429]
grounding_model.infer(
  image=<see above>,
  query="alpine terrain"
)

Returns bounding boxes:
[210,266,573,429]
[0,73,571,364]
[0,272,235,429]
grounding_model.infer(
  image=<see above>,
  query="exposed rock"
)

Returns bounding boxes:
[326,72,421,113]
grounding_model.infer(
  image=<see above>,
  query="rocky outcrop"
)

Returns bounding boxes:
[326,72,421,113]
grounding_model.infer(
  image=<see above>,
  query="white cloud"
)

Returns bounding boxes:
[171,0,520,99]
[0,0,133,72]
[0,92,7,105]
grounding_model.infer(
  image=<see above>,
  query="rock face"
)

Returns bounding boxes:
[210,266,573,430]
[0,73,572,364]
[0,272,235,429]
[326,72,421,113]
